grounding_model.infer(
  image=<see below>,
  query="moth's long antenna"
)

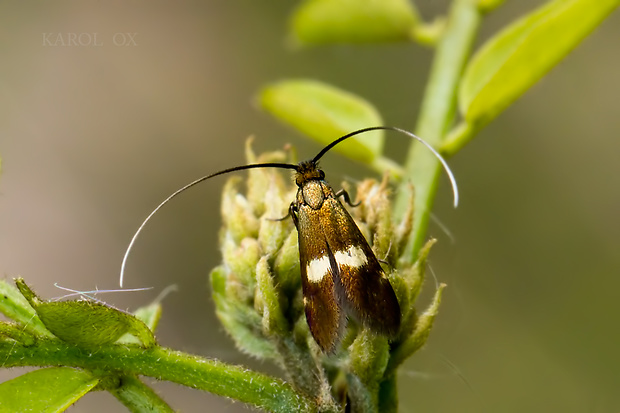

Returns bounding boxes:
[313,126,459,208]
[120,162,297,287]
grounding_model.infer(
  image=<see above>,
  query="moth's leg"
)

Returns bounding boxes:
[266,202,298,227]
[289,203,299,228]
[335,189,361,207]
[377,241,394,266]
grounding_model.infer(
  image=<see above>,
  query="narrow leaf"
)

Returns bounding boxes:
[132,302,162,332]
[290,0,418,45]
[388,283,446,372]
[0,321,36,346]
[15,278,156,348]
[118,301,162,345]
[0,367,99,412]
[260,79,384,164]
[0,279,52,337]
[110,375,175,413]
[460,0,619,125]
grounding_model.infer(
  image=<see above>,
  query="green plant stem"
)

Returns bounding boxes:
[377,375,398,413]
[440,120,478,157]
[395,0,482,263]
[109,375,175,413]
[0,340,315,413]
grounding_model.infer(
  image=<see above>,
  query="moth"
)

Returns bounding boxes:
[120,126,458,352]
[291,158,400,351]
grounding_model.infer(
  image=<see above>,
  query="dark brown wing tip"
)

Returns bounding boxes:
[342,270,402,338]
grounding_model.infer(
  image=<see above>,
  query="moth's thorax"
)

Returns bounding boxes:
[297,179,335,210]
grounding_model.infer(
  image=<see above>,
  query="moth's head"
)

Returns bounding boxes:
[295,160,325,187]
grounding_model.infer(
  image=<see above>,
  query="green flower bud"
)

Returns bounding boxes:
[395,184,415,257]
[257,178,294,259]
[273,230,301,296]
[256,257,288,336]
[221,235,261,302]
[388,283,446,372]
[210,266,278,359]
[349,329,390,385]
[245,137,289,216]
[221,177,259,243]
[353,175,395,264]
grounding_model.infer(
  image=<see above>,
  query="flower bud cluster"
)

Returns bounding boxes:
[210,141,445,408]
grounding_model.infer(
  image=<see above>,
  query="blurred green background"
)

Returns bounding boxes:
[1,1,618,412]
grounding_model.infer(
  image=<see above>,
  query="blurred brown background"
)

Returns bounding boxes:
[1,1,618,412]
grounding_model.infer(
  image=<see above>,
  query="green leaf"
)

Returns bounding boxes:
[210,267,279,359]
[290,0,418,45]
[36,301,154,348]
[110,375,175,413]
[0,279,52,337]
[477,0,506,14]
[118,301,162,345]
[0,367,99,412]
[0,321,36,346]
[132,302,162,332]
[460,0,619,126]
[259,79,384,164]
[15,278,156,348]
[387,283,446,372]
